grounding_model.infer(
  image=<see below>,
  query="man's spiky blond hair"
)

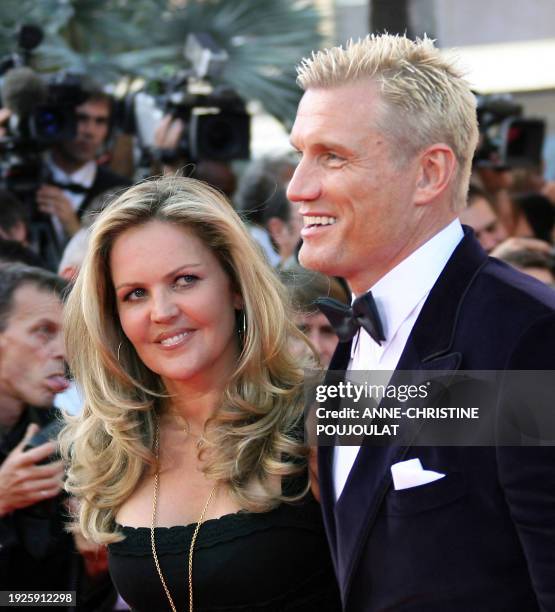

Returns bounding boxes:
[296,34,479,210]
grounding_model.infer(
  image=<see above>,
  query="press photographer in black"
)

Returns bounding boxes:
[1,67,131,269]
[35,77,130,244]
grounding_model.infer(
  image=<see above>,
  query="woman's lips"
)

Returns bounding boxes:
[156,330,194,350]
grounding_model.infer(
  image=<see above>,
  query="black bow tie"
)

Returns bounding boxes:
[48,180,90,194]
[315,292,386,345]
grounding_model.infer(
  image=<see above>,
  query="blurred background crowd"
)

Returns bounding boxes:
[1,0,555,609]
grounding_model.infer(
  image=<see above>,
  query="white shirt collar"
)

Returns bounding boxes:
[354,219,464,347]
[46,155,96,188]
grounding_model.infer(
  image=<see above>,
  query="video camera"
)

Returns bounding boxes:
[0,23,91,200]
[474,94,545,170]
[128,33,250,167]
[2,69,88,156]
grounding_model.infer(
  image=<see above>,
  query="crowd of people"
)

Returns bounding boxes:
[1,32,555,611]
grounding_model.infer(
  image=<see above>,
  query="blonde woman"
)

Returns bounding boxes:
[61,177,340,611]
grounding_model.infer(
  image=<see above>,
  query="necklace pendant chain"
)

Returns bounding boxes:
[150,421,217,612]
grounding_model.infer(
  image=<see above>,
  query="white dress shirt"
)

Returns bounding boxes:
[46,156,96,241]
[333,219,464,500]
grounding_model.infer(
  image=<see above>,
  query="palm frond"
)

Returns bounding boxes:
[0,0,323,124]
[147,0,323,122]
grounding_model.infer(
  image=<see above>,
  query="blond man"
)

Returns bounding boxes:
[288,34,555,611]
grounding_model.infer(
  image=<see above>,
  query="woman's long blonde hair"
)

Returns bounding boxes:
[61,177,311,544]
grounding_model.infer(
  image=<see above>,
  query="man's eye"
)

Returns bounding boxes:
[323,152,343,164]
[34,325,55,340]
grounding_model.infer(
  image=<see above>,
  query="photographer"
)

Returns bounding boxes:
[153,113,237,196]
[36,78,130,244]
[0,263,72,592]
[471,94,546,235]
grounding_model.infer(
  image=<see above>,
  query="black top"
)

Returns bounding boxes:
[108,490,341,611]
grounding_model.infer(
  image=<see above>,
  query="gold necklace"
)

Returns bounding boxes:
[150,422,217,612]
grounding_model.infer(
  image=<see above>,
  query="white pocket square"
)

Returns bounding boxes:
[390,458,445,491]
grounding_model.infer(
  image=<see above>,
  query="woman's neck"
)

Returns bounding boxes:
[162,381,224,436]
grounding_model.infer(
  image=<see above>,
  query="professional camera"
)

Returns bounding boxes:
[128,33,250,167]
[0,23,91,197]
[2,70,88,153]
[0,24,87,152]
[474,94,545,169]
[0,68,90,199]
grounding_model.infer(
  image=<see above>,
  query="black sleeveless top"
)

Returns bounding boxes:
[108,490,341,611]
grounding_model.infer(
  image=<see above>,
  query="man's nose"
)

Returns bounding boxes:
[286,161,321,203]
[51,331,65,361]
[78,119,95,138]
[308,329,324,353]
[150,290,179,323]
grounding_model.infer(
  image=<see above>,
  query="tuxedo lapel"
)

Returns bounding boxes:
[332,352,462,597]
[327,228,488,602]
[396,227,487,370]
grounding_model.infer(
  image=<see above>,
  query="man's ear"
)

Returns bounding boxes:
[59,266,78,282]
[413,144,457,206]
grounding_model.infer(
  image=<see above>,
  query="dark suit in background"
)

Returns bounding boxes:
[76,165,131,221]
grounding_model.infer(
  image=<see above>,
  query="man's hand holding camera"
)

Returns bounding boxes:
[0,423,64,517]
[36,184,80,237]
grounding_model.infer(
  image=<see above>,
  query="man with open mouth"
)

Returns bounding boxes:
[288,33,555,612]
[0,263,73,596]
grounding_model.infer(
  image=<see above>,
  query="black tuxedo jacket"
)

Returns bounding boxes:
[77,164,131,219]
[318,229,555,611]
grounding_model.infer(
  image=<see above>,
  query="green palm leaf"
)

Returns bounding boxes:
[0,0,323,124]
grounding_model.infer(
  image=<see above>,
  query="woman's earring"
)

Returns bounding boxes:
[117,342,122,361]
[238,310,247,343]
